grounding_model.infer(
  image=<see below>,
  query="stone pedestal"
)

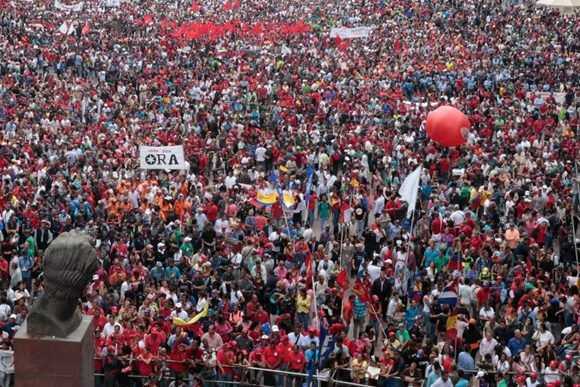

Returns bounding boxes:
[14,316,94,387]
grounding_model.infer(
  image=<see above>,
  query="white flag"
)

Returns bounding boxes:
[398,166,422,217]
[58,22,69,34]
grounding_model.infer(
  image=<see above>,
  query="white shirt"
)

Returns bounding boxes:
[214,218,228,235]
[456,319,468,338]
[171,309,189,320]
[526,377,540,387]
[431,377,453,387]
[196,297,208,313]
[225,175,237,189]
[195,212,208,230]
[458,284,472,306]
[542,367,559,384]
[255,146,267,162]
[479,337,498,357]
[387,298,399,318]
[535,330,554,348]
[479,307,495,321]
[450,210,465,225]
[102,322,116,338]
[287,332,301,346]
[298,334,319,349]
[373,196,385,215]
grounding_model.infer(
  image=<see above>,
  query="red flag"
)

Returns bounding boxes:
[222,0,240,11]
[250,22,264,36]
[336,269,348,290]
[334,36,350,52]
[81,21,90,35]
[353,279,370,303]
[142,14,154,26]
[190,1,201,12]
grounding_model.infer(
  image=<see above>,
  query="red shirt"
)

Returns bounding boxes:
[255,215,268,231]
[276,342,293,364]
[217,348,235,375]
[431,217,443,234]
[145,331,165,355]
[205,203,219,222]
[439,158,450,173]
[288,350,306,371]
[249,347,264,365]
[254,309,269,325]
[342,300,353,322]
[136,352,154,376]
[169,347,190,374]
[263,346,281,369]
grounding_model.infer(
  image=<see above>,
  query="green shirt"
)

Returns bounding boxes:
[26,236,37,257]
[435,253,449,272]
[180,242,194,257]
[397,329,410,343]
[318,202,331,220]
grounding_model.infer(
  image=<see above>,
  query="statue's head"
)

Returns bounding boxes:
[43,232,98,301]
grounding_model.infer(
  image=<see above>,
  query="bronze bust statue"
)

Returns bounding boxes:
[27,232,98,338]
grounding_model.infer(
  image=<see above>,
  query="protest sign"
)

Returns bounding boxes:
[329,26,374,39]
[139,146,187,170]
[54,0,84,11]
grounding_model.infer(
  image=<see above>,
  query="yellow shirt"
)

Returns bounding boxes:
[296,294,311,314]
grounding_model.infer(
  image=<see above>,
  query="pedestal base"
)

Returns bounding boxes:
[14,315,94,387]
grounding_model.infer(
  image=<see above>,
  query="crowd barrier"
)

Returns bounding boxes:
[93,359,571,387]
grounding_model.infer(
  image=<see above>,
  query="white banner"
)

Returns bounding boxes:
[104,0,120,7]
[329,26,374,39]
[139,146,187,170]
[54,0,84,11]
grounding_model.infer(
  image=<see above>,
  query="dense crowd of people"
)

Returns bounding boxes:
[0,0,579,386]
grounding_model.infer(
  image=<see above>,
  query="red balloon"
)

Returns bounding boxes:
[426,106,470,147]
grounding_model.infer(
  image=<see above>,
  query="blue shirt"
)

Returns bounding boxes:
[424,247,439,268]
[425,369,440,387]
[305,348,319,371]
[165,266,181,280]
[507,336,526,356]
[457,351,475,371]
[353,298,367,320]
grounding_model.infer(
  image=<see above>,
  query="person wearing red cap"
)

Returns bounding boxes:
[543,360,561,385]
[524,372,541,387]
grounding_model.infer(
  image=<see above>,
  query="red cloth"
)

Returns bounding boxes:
[336,269,348,290]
